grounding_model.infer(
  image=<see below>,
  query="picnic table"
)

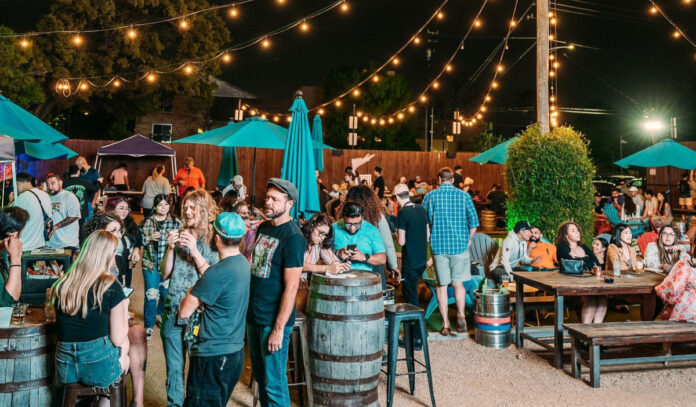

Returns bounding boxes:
[512,270,665,369]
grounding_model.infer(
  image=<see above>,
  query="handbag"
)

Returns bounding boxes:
[560,258,585,275]
[28,190,54,241]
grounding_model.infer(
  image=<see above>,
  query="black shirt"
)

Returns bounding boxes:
[397,204,429,269]
[56,280,126,342]
[453,173,464,189]
[248,220,306,327]
[373,176,385,199]
[63,177,98,220]
[556,243,599,271]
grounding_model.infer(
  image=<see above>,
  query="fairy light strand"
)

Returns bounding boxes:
[648,0,696,50]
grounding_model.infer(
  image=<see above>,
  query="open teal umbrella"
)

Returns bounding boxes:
[615,138,696,198]
[20,141,77,160]
[311,114,325,172]
[0,95,67,143]
[281,92,320,220]
[217,147,239,188]
[470,137,518,164]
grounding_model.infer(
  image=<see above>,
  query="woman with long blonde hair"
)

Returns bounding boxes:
[54,231,144,406]
[160,189,220,406]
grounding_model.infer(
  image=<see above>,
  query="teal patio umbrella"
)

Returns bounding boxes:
[217,147,239,188]
[615,138,696,197]
[20,141,77,160]
[311,114,325,172]
[470,137,518,164]
[281,92,320,220]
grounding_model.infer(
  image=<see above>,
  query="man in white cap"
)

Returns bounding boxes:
[628,186,644,216]
[222,175,246,201]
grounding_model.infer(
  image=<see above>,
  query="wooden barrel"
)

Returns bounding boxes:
[0,307,55,406]
[474,290,511,349]
[480,210,497,232]
[307,271,384,407]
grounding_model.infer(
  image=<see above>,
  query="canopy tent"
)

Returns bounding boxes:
[95,134,177,177]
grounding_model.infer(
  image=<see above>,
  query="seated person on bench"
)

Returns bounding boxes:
[527,226,557,271]
[489,221,540,283]
[644,225,689,273]
[655,258,696,322]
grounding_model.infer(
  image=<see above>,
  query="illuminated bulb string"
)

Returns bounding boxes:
[648,0,696,50]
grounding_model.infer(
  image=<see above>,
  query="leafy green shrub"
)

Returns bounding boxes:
[505,124,595,244]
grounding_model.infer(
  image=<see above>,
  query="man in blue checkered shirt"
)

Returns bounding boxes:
[423,167,479,336]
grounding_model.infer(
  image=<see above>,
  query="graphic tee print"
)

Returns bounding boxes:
[251,234,280,279]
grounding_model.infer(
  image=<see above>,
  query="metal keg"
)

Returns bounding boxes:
[474,290,511,349]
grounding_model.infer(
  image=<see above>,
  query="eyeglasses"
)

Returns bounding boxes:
[662,232,676,238]
[344,221,361,229]
[316,229,328,238]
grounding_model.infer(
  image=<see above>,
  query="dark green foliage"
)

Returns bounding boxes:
[505,124,596,244]
[321,65,419,150]
[473,122,506,152]
[0,26,45,108]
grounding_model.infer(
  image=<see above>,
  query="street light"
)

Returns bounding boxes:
[642,120,664,133]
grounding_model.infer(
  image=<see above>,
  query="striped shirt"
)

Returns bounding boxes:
[422,183,480,255]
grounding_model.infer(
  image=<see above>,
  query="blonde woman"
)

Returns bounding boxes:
[160,190,220,406]
[142,163,172,217]
[54,231,146,407]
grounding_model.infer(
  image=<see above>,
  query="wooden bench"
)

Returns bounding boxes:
[564,321,696,388]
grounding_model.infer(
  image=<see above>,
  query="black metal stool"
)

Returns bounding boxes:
[62,376,126,407]
[383,303,436,407]
[253,313,313,407]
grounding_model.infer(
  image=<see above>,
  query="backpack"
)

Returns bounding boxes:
[28,190,54,241]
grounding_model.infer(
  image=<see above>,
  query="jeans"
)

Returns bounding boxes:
[143,267,168,329]
[247,324,293,407]
[55,336,122,389]
[183,350,244,407]
[162,310,187,407]
[402,263,426,342]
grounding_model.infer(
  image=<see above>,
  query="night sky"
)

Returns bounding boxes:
[2,0,696,170]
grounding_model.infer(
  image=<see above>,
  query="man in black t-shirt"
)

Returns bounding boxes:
[62,165,97,225]
[247,178,305,407]
[373,166,385,199]
[453,165,464,189]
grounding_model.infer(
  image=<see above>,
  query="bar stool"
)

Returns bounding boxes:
[383,303,436,407]
[253,313,313,407]
[62,377,127,407]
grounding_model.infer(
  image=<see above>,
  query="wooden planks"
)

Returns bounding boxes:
[565,321,696,345]
[512,271,665,296]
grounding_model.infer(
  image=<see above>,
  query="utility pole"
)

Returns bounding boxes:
[424,29,439,151]
[537,0,550,134]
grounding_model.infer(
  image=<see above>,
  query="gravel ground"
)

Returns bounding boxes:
[127,263,696,407]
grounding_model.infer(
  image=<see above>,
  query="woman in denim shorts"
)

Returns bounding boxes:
[53,230,136,406]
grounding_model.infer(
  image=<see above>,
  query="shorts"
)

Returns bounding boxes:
[55,336,122,389]
[433,251,471,286]
[679,197,692,206]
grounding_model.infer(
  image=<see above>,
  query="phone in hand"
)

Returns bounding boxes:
[347,244,357,251]
[122,287,134,298]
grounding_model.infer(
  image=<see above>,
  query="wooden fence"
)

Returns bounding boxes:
[23,140,505,202]
[646,141,696,204]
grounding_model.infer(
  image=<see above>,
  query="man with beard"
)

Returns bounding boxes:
[333,201,387,273]
[161,190,219,407]
[247,179,305,407]
[45,174,81,250]
[489,221,540,283]
[527,226,557,270]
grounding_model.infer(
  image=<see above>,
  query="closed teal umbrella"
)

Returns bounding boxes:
[470,137,518,164]
[281,92,320,220]
[217,147,239,188]
[311,114,325,172]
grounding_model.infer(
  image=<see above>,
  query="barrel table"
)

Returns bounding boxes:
[307,271,384,407]
[0,307,55,406]
[474,290,511,349]
[479,210,497,233]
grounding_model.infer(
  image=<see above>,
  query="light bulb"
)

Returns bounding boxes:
[127,28,137,39]
[286,116,292,122]
[510,19,517,28]
[420,95,427,103]
[72,34,83,46]
[222,53,232,63]
[273,116,280,122]
[445,64,453,72]
[553,61,559,69]
[388,117,394,124]
[673,30,681,39]
[179,19,189,30]
[112,79,121,88]
[353,89,360,97]
[184,65,194,74]
[551,18,557,25]
[363,116,368,122]
[413,36,421,45]
[432,81,440,89]
[550,95,556,102]
[397,112,404,120]
[262,38,271,48]
[300,22,309,32]
[147,73,157,82]
[485,95,491,102]
[408,106,416,113]
[549,54,555,60]
[491,81,499,89]
[549,34,555,41]
[229,7,239,18]
[356,111,363,117]
[372,75,379,82]
[549,70,556,77]
[437,11,444,20]
[497,64,504,72]
[261,114,267,119]
[474,19,482,28]
[79,82,88,91]
[649,6,658,14]
[318,108,325,115]
[334,100,342,107]
[379,119,386,126]
[476,113,483,119]
[340,1,349,12]
[19,38,30,48]
[480,106,487,112]
[371,118,377,125]
[392,57,400,66]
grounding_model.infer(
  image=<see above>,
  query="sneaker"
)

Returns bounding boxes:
[146,328,154,341]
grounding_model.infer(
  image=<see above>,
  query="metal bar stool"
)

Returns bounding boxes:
[253,312,313,407]
[62,376,127,407]
[383,303,436,407]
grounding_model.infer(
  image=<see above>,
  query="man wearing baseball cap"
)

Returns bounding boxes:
[179,212,250,406]
[489,220,541,283]
[247,178,306,406]
[173,156,206,197]
[628,185,644,215]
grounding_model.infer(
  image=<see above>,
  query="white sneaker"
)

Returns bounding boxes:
[146,328,154,341]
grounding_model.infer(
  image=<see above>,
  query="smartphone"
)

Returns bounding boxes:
[123,287,134,298]
[347,244,357,251]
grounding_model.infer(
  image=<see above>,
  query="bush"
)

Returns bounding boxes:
[505,124,595,244]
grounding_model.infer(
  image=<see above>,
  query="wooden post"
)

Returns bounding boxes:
[537,0,550,134]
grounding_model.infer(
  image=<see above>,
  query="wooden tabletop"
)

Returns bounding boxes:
[564,321,696,345]
[512,271,665,296]
[0,306,53,337]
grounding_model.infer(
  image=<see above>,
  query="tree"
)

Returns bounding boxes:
[505,124,595,244]
[473,122,505,152]
[0,26,45,108]
[321,65,419,150]
[29,0,230,139]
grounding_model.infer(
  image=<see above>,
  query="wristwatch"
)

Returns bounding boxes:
[364,253,371,263]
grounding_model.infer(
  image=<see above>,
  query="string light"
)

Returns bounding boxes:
[112,79,121,88]
[318,108,325,115]
[650,6,658,13]
[184,64,194,74]
[445,64,453,72]
[419,95,428,103]
[229,7,239,18]
[127,27,137,39]
[432,81,440,89]
[648,1,696,58]
[300,21,309,32]
[372,74,380,83]
[437,11,445,20]
[273,116,280,122]
[473,19,482,28]
[413,36,421,45]
[79,82,89,91]
[146,73,157,82]
[261,38,271,48]
[72,34,83,46]
[222,53,232,63]
[392,57,400,66]
[491,81,499,89]
[397,112,404,120]
[510,19,517,28]
[179,19,190,30]
[286,116,292,122]
[496,64,504,72]
[334,100,342,107]
[673,30,681,39]
[408,106,416,113]
[19,38,30,48]
[340,1,349,12]
[352,89,360,97]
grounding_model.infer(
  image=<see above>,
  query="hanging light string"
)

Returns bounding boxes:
[5,0,256,39]
[648,0,696,49]
[550,0,560,127]
[310,0,451,112]
[53,0,349,93]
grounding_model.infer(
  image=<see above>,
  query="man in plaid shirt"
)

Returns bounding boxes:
[423,167,479,336]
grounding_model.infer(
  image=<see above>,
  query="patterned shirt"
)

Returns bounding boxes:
[140,215,182,271]
[422,183,480,255]
[655,260,696,322]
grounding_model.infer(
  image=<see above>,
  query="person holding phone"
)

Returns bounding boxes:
[332,202,387,286]
[0,208,28,306]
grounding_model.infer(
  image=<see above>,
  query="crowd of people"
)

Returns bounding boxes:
[3,154,696,407]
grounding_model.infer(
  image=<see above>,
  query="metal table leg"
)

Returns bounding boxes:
[554,295,564,369]
[515,280,525,348]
